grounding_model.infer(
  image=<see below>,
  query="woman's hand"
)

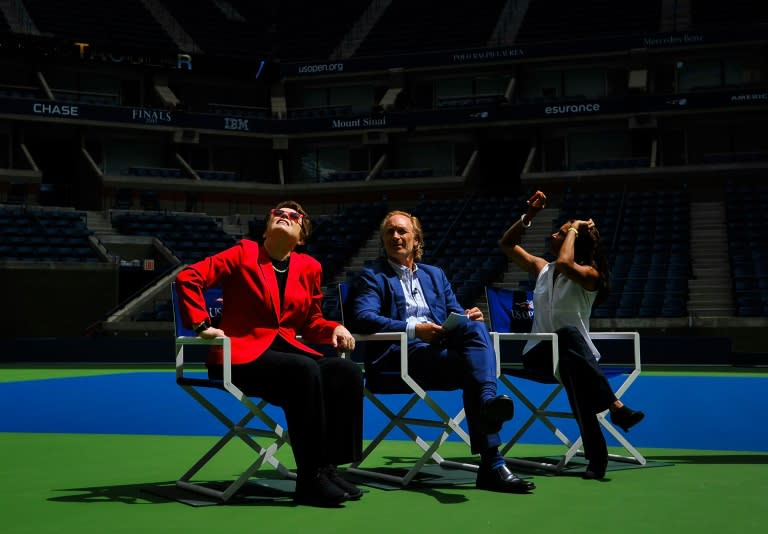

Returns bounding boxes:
[332,325,356,352]
[527,190,547,210]
[198,327,226,339]
[571,218,595,233]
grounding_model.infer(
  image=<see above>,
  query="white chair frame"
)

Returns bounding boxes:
[173,298,295,502]
[491,330,646,473]
[338,282,477,487]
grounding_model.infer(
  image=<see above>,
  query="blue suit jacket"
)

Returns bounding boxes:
[347,258,464,336]
[347,258,502,452]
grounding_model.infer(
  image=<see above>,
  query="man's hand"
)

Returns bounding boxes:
[464,307,484,322]
[415,322,445,344]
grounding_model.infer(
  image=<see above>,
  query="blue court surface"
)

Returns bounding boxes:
[1,371,765,452]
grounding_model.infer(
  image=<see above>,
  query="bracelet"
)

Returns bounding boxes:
[520,214,532,228]
[193,319,211,334]
[567,226,579,236]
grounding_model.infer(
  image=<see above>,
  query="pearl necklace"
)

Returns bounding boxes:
[272,256,289,273]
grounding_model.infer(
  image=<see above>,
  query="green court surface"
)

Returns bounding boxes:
[2,434,766,534]
[2,365,766,534]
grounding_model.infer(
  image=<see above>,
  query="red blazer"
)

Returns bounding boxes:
[175,239,340,365]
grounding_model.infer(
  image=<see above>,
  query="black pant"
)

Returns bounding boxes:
[522,326,617,464]
[209,351,363,476]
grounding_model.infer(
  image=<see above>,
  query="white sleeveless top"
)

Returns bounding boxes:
[523,262,601,361]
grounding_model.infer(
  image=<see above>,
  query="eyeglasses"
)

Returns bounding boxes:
[271,208,304,223]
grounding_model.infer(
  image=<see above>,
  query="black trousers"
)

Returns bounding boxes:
[522,326,617,464]
[209,351,363,476]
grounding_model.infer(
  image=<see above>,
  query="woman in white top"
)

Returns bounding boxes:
[499,190,645,480]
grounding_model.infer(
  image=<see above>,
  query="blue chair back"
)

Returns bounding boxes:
[171,282,223,337]
[338,281,350,322]
[485,286,534,333]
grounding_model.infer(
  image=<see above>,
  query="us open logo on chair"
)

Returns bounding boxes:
[208,298,223,319]
[511,292,534,320]
[508,290,534,333]
[202,289,223,327]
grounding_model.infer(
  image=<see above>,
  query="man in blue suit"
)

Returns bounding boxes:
[346,210,535,493]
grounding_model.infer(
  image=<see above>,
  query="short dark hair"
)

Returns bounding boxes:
[265,200,312,241]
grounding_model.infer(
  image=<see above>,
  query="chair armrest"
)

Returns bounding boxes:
[349,332,408,368]
[490,332,559,378]
[175,335,232,384]
[346,331,414,389]
[490,330,641,395]
[589,331,641,372]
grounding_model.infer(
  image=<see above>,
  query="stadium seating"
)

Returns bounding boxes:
[0,206,97,262]
[354,0,507,57]
[111,211,236,264]
[725,181,768,316]
[557,189,690,318]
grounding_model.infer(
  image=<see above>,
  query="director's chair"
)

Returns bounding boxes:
[485,286,646,473]
[171,283,295,501]
[338,282,477,487]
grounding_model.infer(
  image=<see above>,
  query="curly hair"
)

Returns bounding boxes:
[568,219,610,306]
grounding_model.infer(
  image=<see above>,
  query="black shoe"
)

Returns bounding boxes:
[476,464,535,493]
[294,470,349,507]
[582,461,607,480]
[323,465,363,500]
[480,395,515,433]
[610,405,645,432]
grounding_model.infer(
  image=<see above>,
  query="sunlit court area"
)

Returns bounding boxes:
[2,1,768,532]
[2,364,766,533]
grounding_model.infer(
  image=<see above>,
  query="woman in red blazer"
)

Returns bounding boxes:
[175,200,363,507]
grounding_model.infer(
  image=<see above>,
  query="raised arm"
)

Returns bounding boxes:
[499,190,549,276]
[554,218,600,291]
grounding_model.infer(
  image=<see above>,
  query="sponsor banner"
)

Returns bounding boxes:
[1,30,761,80]
[0,87,766,134]
[0,34,276,81]
[0,97,276,132]
[281,29,767,77]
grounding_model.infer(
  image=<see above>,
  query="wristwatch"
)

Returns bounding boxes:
[193,319,211,334]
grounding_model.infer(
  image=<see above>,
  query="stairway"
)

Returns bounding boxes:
[687,200,734,317]
[86,210,118,237]
[333,230,381,283]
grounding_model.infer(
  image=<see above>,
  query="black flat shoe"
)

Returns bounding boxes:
[476,464,535,493]
[480,395,515,433]
[323,465,363,500]
[582,461,607,480]
[294,470,349,507]
[610,405,645,432]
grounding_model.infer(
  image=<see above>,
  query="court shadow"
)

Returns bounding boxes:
[48,477,297,508]
[646,453,768,465]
